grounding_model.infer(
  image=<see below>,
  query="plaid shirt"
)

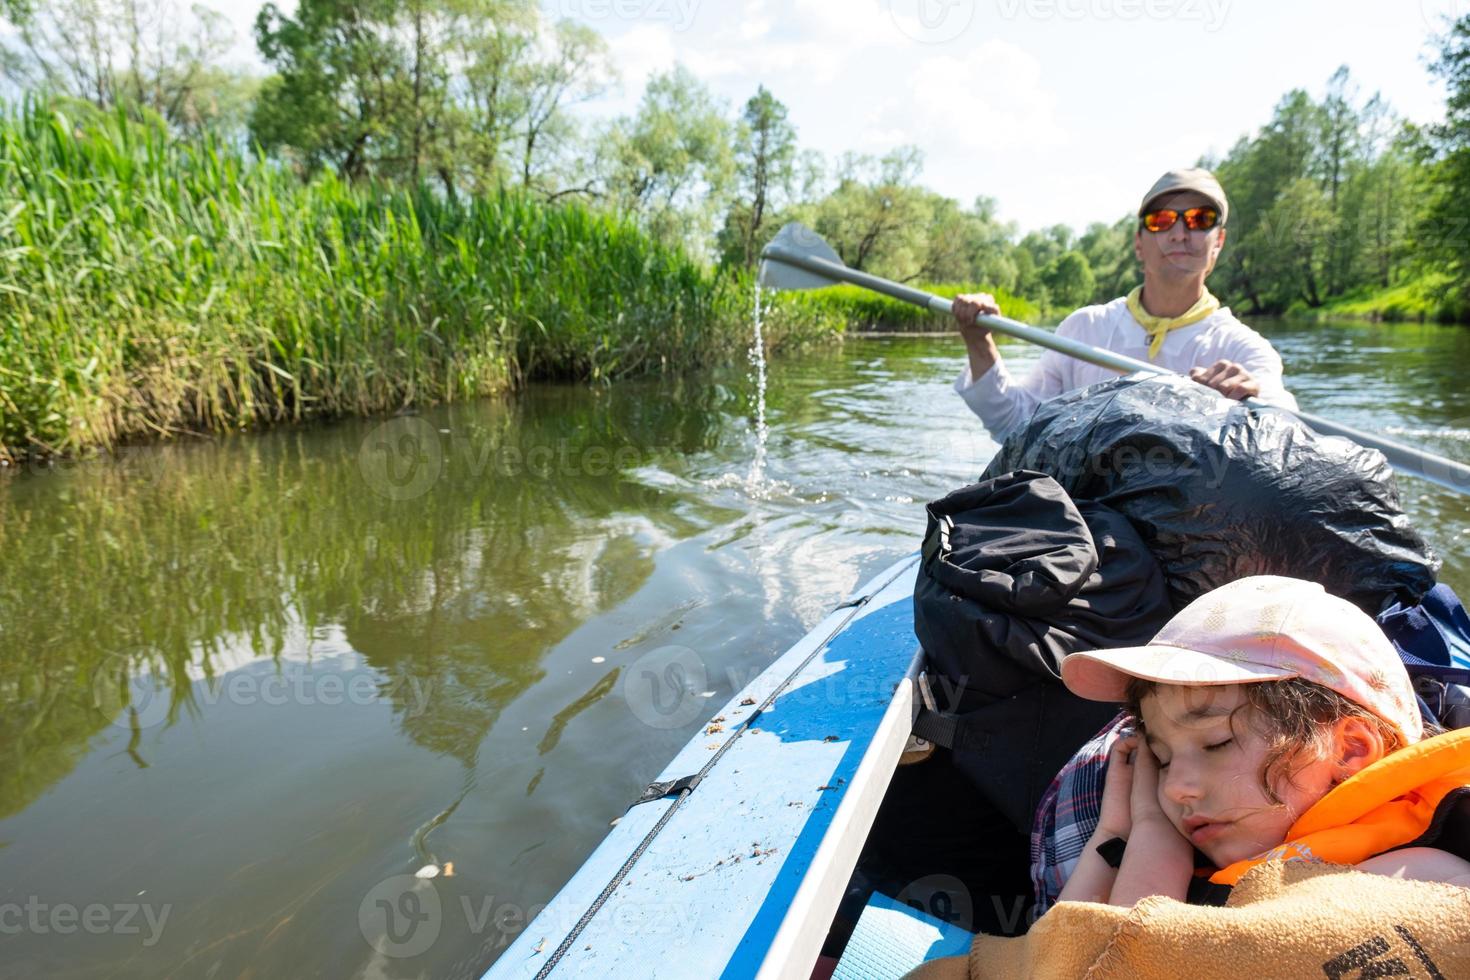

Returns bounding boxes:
[1029,711,1129,915]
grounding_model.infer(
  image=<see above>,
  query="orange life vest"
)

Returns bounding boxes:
[1210,726,1470,886]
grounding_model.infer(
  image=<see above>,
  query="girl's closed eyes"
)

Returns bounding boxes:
[1054,575,1470,910]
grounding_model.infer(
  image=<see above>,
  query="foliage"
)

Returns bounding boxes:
[798,147,927,274]
[1205,65,1435,317]
[1075,218,1136,302]
[1,0,252,139]
[778,283,1040,332]
[718,85,798,269]
[1419,14,1470,312]
[1304,273,1469,324]
[250,0,611,196]
[597,65,734,255]
[1041,250,1096,312]
[0,101,823,459]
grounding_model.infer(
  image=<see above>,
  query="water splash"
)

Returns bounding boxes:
[693,279,795,502]
[748,280,771,487]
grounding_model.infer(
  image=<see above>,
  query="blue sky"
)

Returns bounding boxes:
[209,0,1465,232]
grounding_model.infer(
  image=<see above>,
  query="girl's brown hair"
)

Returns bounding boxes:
[1124,677,1422,804]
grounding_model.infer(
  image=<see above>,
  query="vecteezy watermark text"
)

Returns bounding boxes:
[995,0,1230,31]
[623,645,712,730]
[358,875,693,959]
[91,656,438,731]
[887,0,977,44]
[0,897,171,948]
[620,641,983,732]
[556,0,700,32]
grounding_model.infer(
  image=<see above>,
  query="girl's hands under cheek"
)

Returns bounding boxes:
[1128,739,1196,868]
[1104,739,1198,906]
[1096,734,1137,840]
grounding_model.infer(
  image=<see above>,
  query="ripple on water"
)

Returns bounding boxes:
[8,323,1470,978]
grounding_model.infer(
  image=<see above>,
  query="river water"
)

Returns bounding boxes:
[3,319,1469,978]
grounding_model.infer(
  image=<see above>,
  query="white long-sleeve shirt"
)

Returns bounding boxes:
[953,296,1298,442]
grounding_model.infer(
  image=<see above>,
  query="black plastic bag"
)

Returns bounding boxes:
[981,374,1439,614]
[912,469,1172,830]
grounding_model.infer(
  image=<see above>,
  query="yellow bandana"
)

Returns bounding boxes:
[1126,285,1220,359]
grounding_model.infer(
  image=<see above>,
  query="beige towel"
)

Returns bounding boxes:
[903,861,1470,980]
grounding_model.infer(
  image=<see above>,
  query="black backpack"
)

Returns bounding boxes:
[911,469,1173,832]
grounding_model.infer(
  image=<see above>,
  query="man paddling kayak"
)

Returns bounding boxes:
[952,168,1298,441]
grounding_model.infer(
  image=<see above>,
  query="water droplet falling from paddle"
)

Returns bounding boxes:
[749,281,770,489]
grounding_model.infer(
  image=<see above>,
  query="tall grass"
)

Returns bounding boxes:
[778,282,1041,332]
[1,101,825,460]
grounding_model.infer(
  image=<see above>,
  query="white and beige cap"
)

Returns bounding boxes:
[1060,575,1423,742]
[1139,167,1229,226]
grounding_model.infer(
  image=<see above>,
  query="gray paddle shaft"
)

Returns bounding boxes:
[760,235,1470,495]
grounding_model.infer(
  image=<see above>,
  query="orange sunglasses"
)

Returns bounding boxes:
[1140,206,1221,233]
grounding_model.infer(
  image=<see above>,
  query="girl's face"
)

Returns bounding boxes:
[1139,684,1337,867]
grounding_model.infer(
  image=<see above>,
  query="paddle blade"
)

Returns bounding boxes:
[758,223,846,291]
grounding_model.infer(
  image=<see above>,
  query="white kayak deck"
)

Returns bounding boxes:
[484,553,924,979]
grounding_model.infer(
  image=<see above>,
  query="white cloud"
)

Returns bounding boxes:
[780,0,901,46]
[878,46,1066,153]
[587,0,902,111]
[602,23,679,110]
[737,0,774,41]
[862,124,914,148]
[188,1,1455,235]
[740,40,848,84]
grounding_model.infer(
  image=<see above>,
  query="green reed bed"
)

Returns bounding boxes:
[780,282,1040,333]
[0,102,835,461]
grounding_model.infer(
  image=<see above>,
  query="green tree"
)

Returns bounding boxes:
[1262,177,1338,308]
[513,19,612,196]
[598,65,735,252]
[1077,217,1135,302]
[1319,66,1359,210]
[1015,227,1064,283]
[1316,67,1379,297]
[1042,250,1095,311]
[912,196,982,283]
[805,147,930,277]
[2,0,251,139]
[719,85,797,269]
[1350,97,1418,290]
[1421,13,1470,312]
[251,0,602,196]
[1011,245,1042,303]
[441,1,540,191]
[251,0,414,180]
[1213,86,1336,311]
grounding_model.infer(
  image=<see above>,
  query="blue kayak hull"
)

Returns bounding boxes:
[484,553,924,979]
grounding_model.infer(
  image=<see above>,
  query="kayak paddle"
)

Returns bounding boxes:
[758,222,1470,495]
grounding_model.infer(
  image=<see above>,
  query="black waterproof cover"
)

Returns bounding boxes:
[916,469,1172,697]
[913,469,1173,830]
[981,375,1439,614]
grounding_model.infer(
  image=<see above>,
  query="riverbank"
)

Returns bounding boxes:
[0,104,842,463]
[1287,274,1470,325]
[780,283,1040,334]
[2,103,1042,465]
